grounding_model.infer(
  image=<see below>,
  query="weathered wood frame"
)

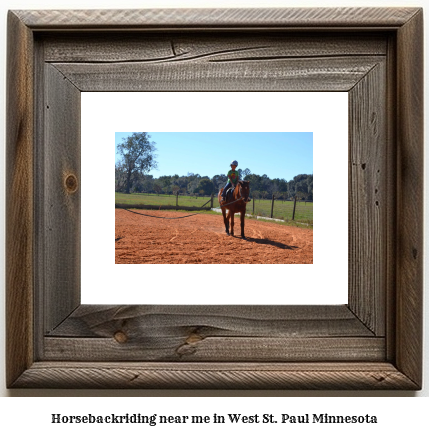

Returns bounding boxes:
[6,8,423,389]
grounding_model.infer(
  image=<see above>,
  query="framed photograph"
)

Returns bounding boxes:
[6,7,423,389]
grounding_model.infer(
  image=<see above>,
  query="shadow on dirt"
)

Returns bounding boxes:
[237,236,297,250]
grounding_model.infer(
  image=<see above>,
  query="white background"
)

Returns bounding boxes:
[0,0,428,429]
[81,92,348,305]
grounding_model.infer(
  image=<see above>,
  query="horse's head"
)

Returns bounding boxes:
[238,180,250,202]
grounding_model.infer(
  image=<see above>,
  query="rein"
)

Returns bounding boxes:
[221,184,249,208]
[220,196,243,208]
[123,208,204,220]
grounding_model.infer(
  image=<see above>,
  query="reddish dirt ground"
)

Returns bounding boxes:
[115,209,313,264]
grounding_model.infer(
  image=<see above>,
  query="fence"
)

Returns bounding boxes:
[115,192,313,224]
[250,195,313,224]
[115,192,214,211]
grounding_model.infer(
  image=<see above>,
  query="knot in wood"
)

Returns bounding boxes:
[65,174,78,193]
[114,331,128,343]
[186,333,203,344]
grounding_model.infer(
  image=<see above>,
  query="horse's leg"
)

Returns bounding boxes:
[240,209,245,238]
[222,208,230,235]
[230,210,235,236]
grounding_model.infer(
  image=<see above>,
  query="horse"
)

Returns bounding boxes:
[218,180,251,238]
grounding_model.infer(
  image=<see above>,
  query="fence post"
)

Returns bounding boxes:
[210,193,214,208]
[270,194,275,218]
[292,196,297,220]
[176,192,179,207]
[253,197,255,214]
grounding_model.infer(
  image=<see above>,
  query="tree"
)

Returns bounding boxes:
[159,175,172,189]
[244,173,262,192]
[260,174,271,192]
[273,177,287,193]
[133,170,314,199]
[142,176,154,193]
[267,181,278,196]
[195,178,215,195]
[288,180,296,196]
[296,191,309,201]
[153,183,162,195]
[187,179,199,195]
[242,168,252,178]
[115,162,127,192]
[296,179,309,195]
[162,185,173,195]
[212,174,227,191]
[307,175,313,196]
[293,174,308,184]
[116,132,158,194]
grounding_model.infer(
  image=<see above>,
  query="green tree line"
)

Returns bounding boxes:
[115,167,313,201]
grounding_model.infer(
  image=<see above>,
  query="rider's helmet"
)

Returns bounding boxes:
[230,160,238,167]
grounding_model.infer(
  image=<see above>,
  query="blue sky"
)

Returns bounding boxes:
[115,132,312,181]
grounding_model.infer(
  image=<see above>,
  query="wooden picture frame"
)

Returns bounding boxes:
[6,7,423,389]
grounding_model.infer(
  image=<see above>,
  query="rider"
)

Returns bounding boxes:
[221,160,240,203]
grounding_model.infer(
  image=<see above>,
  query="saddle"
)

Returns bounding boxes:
[225,187,235,201]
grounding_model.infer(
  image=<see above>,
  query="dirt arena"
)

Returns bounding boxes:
[115,209,313,264]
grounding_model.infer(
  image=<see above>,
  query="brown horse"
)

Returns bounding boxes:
[218,180,251,238]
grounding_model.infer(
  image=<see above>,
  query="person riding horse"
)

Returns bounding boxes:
[218,160,251,238]
[221,160,240,203]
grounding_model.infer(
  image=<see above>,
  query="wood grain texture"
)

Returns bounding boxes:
[6,11,35,388]
[395,9,423,388]
[14,8,420,29]
[348,61,386,336]
[47,305,375,338]
[42,33,388,63]
[33,38,47,361]
[52,56,384,92]
[44,305,380,362]
[44,337,385,362]
[11,362,419,390]
[43,64,81,333]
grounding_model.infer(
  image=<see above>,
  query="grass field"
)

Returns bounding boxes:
[115,192,313,224]
[251,199,313,224]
